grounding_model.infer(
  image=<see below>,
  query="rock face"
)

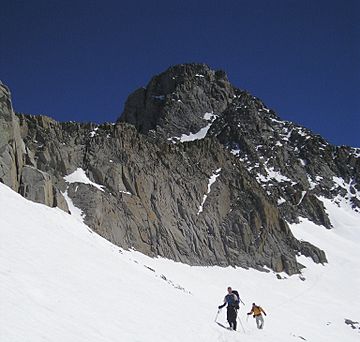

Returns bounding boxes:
[119,64,359,228]
[210,97,360,228]
[0,84,25,190]
[2,63,358,274]
[120,64,234,139]
[19,166,55,208]
[0,86,68,211]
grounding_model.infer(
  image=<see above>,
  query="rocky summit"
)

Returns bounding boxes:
[1,64,359,274]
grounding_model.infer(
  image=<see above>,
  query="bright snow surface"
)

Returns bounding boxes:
[198,168,221,214]
[169,112,218,143]
[64,168,104,192]
[1,182,360,341]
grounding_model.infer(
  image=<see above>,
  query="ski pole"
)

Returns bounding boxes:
[238,315,246,334]
[215,309,220,322]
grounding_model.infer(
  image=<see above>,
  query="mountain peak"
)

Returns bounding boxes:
[118,63,234,137]
[1,65,359,276]
[161,63,229,82]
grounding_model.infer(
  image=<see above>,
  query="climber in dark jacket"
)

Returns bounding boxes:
[218,286,239,330]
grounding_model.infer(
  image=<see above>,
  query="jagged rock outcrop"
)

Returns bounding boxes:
[209,91,360,227]
[15,114,325,274]
[0,87,68,211]
[0,84,25,190]
[3,63,357,275]
[118,64,359,227]
[18,165,67,211]
[119,64,234,139]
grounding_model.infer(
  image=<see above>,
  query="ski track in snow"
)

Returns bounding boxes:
[0,183,360,342]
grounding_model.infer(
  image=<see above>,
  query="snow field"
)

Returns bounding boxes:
[1,183,359,341]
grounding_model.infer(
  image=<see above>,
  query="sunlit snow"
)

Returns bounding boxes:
[1,182,359,342]
[64,168,104,192]
[198,168,222,214]
[169,112,218,143]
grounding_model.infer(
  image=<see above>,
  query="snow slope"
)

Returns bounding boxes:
[1,183,359,342]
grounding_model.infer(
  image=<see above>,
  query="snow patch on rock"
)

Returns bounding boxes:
[64,168,105,192]
[198,168,221,215]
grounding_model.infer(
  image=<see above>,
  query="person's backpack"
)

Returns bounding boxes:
[231,290,240,309]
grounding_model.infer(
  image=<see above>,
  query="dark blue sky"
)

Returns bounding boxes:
[1,0,359,147]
